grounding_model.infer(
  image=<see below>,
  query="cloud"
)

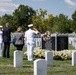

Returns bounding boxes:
[64,0,76,6]
[0,0,19,14]
[0,0,12,2]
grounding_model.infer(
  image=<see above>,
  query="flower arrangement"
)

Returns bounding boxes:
[42,31,51,41]
[24,47,76,60]
[54,50,72,60]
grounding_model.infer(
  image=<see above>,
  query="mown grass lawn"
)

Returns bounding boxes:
[0,45,76,75]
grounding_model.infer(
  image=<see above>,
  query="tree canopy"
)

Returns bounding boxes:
[0,4,76,33]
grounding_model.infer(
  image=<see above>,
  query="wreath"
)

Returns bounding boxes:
[42,31,51,41]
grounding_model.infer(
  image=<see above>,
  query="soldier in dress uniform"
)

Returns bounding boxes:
[25,24,40,61]
[0,25,3,57]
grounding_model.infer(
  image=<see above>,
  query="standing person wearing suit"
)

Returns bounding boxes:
[0,25,3,57]
[24,24,40,61]
[2,22,11,58]
[13,27,24,51]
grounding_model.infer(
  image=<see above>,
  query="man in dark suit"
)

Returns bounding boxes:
[2,22,11,58]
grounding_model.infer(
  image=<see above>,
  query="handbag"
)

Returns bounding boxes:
[11,38,16,45]
[13,39,16,44]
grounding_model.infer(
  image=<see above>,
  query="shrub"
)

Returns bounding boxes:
[24,47,76,60]
[54,50,72,60]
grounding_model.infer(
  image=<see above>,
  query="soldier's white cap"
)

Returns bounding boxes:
[28,24,33,27]
[0,25,3,28]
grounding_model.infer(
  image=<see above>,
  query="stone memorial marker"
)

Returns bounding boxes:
[42,37,51,50]
[51,34,68,51]
[14,50,23,67]
[42,33,68,51]
[72,51,76,66]
[35,38,41,47]
[34,59,47,75]
[45,51,53,66]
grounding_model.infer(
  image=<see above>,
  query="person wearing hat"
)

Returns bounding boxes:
[0,25,3,57]
[2,22,11,58]
[13,27,24,51]
[24,24,40,61]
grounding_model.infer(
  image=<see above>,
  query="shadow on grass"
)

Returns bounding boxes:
[23,65,33,68]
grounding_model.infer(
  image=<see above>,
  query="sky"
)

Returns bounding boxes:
[0,0,76,19]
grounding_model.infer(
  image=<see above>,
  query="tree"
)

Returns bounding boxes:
[32,9,53,33]
[71,10,76,32]
[0,14,13,30]
[12,5,36,31]
[52,14,72,33]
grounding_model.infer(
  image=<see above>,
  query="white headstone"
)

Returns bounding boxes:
[0,48,2,57]
[72,51,76,66]
[35,38,41,47]
[69,37,72,44]
[75,44,76,49]
[14,50,23,67]
[45,51,53,66]
[34,59,47,75]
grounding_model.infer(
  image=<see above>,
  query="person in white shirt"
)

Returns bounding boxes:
[0,25,3,57]
[25,24,40,61]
